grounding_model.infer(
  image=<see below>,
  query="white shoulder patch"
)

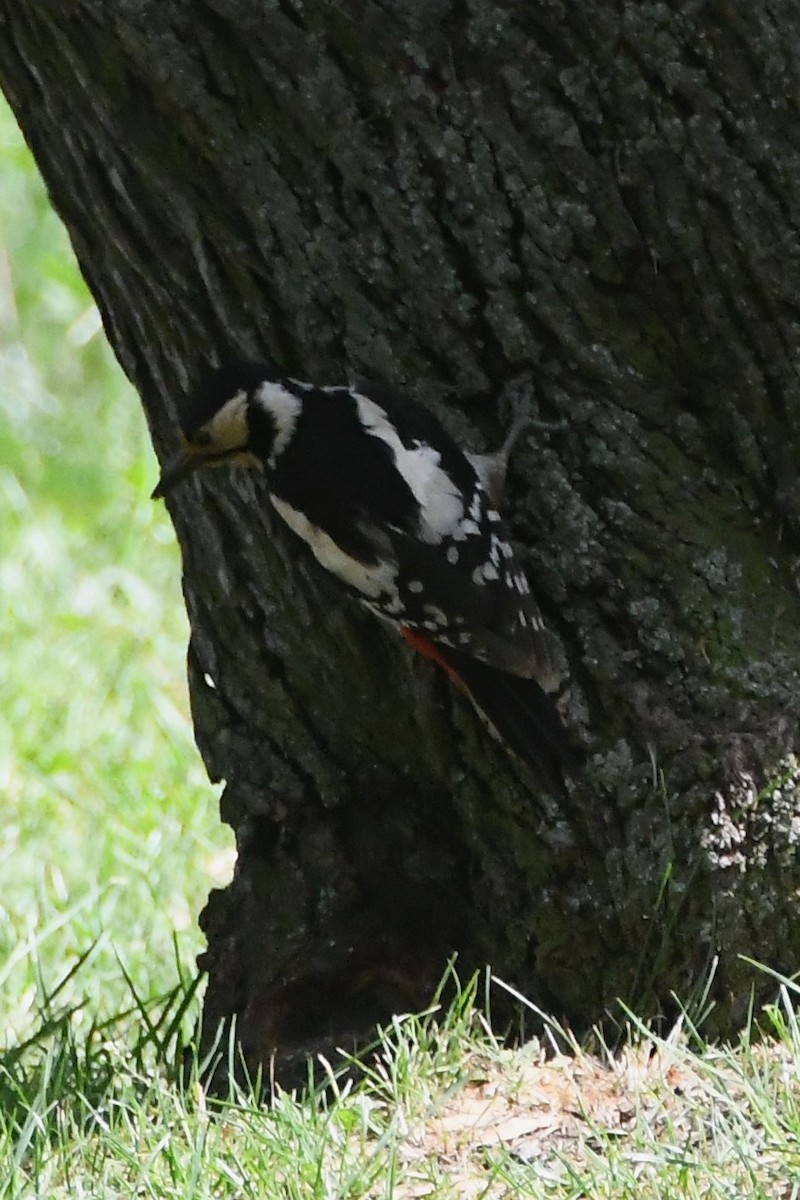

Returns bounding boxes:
[352,393,465,543]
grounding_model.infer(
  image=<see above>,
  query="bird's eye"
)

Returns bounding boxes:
[192,429,214,447]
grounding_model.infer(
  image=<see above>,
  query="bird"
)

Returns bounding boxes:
[153,361,575,788]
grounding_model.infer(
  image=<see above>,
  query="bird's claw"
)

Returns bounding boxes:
[497,374,566,453]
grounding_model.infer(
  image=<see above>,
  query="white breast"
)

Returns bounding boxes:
[270,494,397,599]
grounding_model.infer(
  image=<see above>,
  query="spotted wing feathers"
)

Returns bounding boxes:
[263,379,560,692]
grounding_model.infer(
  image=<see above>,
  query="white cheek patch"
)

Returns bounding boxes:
[352,393,466,543]
[270,494,397,599]
[206,390,249,451]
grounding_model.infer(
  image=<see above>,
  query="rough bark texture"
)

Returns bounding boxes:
[2,0,799,1081]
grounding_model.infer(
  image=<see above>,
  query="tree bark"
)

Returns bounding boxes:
[2,0,799,1081]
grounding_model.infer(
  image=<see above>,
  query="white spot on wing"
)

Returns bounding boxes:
[453,518,480,540]
[423,604,447,623]
[408,580,424,594]
[447,545,459,565]
[472,562,499,584]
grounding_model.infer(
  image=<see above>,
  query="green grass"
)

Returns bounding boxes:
[4,965,800,1199]
[0,100,232,1047]
[2,94,800,1198]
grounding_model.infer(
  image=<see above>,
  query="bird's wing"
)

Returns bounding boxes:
[357,520,561,689]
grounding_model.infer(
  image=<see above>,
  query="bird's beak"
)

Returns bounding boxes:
[151,443,206,500]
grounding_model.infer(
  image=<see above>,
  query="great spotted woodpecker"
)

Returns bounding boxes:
[153,362,575,787]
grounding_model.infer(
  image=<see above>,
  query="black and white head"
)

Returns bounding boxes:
[152,361,302,498]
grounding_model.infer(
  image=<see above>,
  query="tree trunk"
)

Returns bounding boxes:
[2,0,799,1082]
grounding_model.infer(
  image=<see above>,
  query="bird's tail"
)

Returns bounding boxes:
[437,644,578,793]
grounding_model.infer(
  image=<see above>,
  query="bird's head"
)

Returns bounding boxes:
[152,361,300,499]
